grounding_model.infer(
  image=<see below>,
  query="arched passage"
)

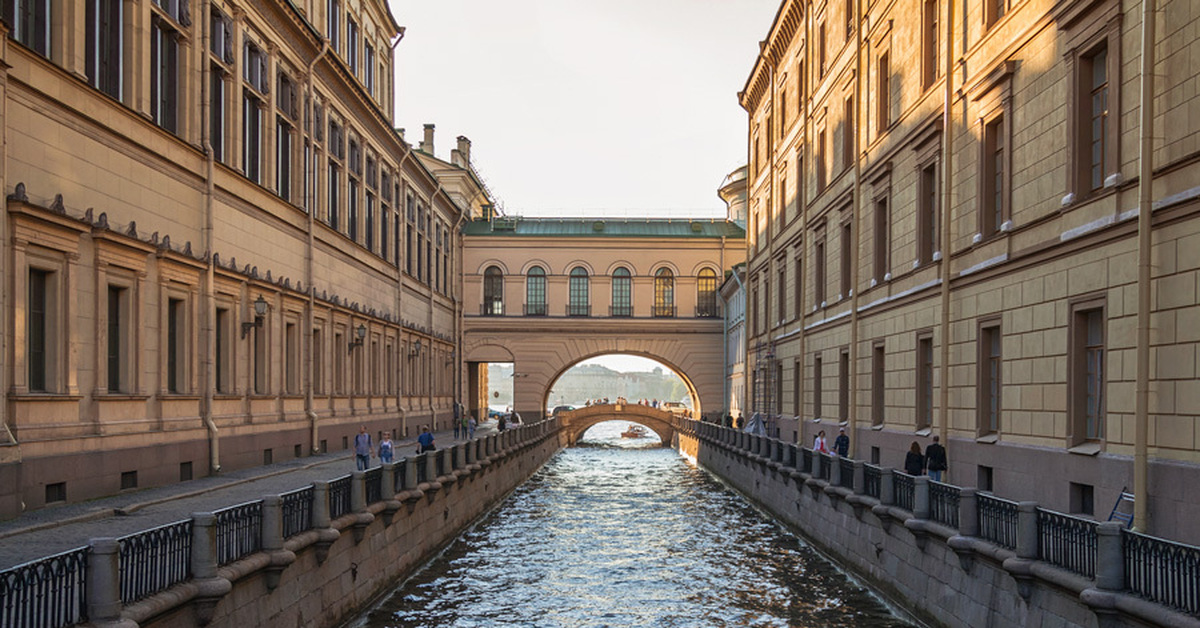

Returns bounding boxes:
[540,352,701,419]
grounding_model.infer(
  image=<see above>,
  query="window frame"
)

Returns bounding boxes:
[977,319,1002,437]
[525,266,547,316]
[916,331,934,431]
[568,267,590,317]
[483,266,504,316]
[654,268,675,318]
[1068,296,1106,447]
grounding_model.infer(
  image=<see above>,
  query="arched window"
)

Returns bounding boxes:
[611,267,632,317]
[569,267,590,316]
[483,266,504,315]
[525,266,546,316]
[654,268,675,317]
[697,268,718,317]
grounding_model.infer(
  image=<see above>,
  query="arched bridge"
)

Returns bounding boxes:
[558,404,678,446]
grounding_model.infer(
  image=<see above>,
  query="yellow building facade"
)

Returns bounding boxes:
[0,0,483,517]
[742,0,1200,541]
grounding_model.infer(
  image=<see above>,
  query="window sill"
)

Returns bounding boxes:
[871,423,885,431]
[9,393,84,402]
[915,428,932,437]
[95,394,152,401]
[1067,442,1103,456]
[158,394,202,401]
[976,433,999,444]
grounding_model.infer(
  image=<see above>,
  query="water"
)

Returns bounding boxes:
[354,421,915,628]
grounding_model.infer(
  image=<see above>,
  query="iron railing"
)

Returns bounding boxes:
[818,453,832,481]
[213,501,263,566]
[978,493,1020,551]
[117,519,192,604]
[609,305,633,317]
[839,458,855,490]
[863,464,882,499]
[695,304,720,318]
[652,305,676,318]
[281,486,314,538]
[929,481,960,528]
[1037,509,1098,578]
[415,454,428,484]
[801,448,813,474]
[523,303,547,316]
[0,546,89,628]
[365,467,383,504]
[435,450,446,477]
[480,301,503,316]
[566,304,590,317]
[393,460,406,491]
[893,472,915,512]
[329,475,352,519]
[1123,529,1200,616]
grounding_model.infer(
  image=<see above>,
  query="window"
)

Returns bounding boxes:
[818,20,827,77]
[365,193,375,251]
[346,18,359,74]
[327,161,339,228]
[777,266,786,322]
[45,482,66,504]
[364,44,376,93]
[86,0,122,99]
[285,322,298,394]
[210,68,226,163]
[483,266,504,315]
[1082,45,1110,193]
[816,127,827,193]
[121,470,138,490]
[568,267,589,316]
[918,162,938,265]
[654,268,675,317]
[843,95,855,171]
[243,93,262,183]
[840,222,852,298]
[916,334,933,430]
[525,266,546,316]
[1070,304,1105,443]
[347,178,358,241]
[814,237,826,307]
[211,7,233,63]
[1070,482,1095,516]
[981,115,1006,236]
[612,267,632,317]
[150,17,180,133]
[326,0,340,50]
[277,116,292,199]
[698,268,718,318]
[813,354,823,418]
[986,0,1010,29]
[8,0,50,57]
[28,268,50,392]
[874,197,889,283]
[778,172,788,229]
[877,53,890,134]
[180,461,193,481]
[794,255,803,320]
[791,361,801,415]
[333,330,345,394]
[166,297,186,393]
[839,349,850,421]
[978,323,1001,435]
[846,2,854,39]
[922,0,939,90]
[313,326,324,395]
[215,307,231,393]
[872,343,885,426]
[106,285,128,392]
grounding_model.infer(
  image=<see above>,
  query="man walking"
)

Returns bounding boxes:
[354,426,373,470]
[925,435,947,482]
[833,427,850,457]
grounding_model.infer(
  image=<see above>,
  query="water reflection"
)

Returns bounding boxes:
[355,421,914,628]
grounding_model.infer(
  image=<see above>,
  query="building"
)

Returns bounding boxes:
[0,0,487,517]
[741,0,1200,541]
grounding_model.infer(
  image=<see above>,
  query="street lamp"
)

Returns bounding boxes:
[241,295,269,338]
[348,323,366,353]
[408,338,422,359]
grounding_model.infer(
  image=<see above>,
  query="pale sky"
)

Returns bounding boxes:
[389,0,780,217]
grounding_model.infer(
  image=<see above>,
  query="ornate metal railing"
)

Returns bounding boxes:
[892,472,916,512]
[415,454,428,484]
[393,460,406,491]
[863,464,882,499]
[117,519,192,604]
[435,450,446,477]
[281,486,314,538]
[1037,508,1097,578]
[213,501,263,566]
[839,458,855,489]
[0,546,89,628]
[978,493,1020,551]
[929,481,960,528]
[817,453,831,480]
[1123,529,1200,616]
[365,467,382,504]
[329,475,352,519]
[801,448,813,474]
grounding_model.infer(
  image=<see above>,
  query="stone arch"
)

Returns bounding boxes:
[538,350,701,418]
[520,259,552,275]
[650,261,681,277]
[560,260,597,276]
[557,404,678,446]
[604,260,639,276]
[689,261,723,277]
[474,259,511,275]
[464,342,515,363]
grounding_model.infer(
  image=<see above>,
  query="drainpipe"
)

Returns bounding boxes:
[848,0,863,458]
[199,0,220,473]
[394,148,413,437]
[453,201,468,417]
[1134,0,1156,533]
[430,183,445,424]
[720,235,728,419]
[796,5,812,443]
[0,26,11,450]
[936,0,956,464]
[304,38,330,455]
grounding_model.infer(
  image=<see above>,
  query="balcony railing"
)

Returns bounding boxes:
[653,305,676,318]
[609,304,633,317]
[480,301,504,316]
[566,304,591,317]
[365,467,383,504]
[695,304,720,318]
[523,303,547,316]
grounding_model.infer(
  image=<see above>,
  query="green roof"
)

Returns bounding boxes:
[462,218,745,239]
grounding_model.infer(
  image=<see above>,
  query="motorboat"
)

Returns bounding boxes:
[621,425,648,438]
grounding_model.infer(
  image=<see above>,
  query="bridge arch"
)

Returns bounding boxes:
[558,404,677,446]
[540,351,700,418]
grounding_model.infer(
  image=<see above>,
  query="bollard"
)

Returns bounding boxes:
[880,468,895,506]
[262,495,283,552]
[1016,502,1039,560]
[852,460,865,494]
[1095,522,1125,591]
[913,476,930,519]
[958,488,979,537]
[86,538,123,623]
[350,471,367,513]
[312,481,331,528]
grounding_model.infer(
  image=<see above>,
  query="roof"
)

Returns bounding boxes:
[461,218,746,239]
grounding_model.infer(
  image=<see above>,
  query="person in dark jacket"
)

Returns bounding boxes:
[904,441,925,476]
[833,427,850,457]
[925,435,947,482]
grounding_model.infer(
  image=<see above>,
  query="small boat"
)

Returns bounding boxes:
[621,425,648,438]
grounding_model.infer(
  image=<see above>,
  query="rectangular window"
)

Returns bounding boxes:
[211,7,233,62]
[814,238,826,307]
[150,18,179,134]
[45,482,66,504]
[1083,45,1109,192]
[794,256,802,320]
[872,343,885,426]
[917,334,933,430]
[366,194,375,251]
[874,197,889,283]
[120,470,138,490]
[838,349,850,422]
[210,68,226,162]
[348,179,359,241]
[777,266,787,322]
[243,42,268,93]
[253,315,267,395]
[793,360,801,415]
[167,297,185,393]
[243,94,262,183]
[285,322,298,394]
[86,0,122,99]
[978,323,1001,435]
[986,0,1009,28]
[179,461,193,481]
[326,0,340,50]
[8,0,50,57]
[313,327,325,395]
[1071,304,1106,443]
[877,53,890,134]
[840,222,852,298]
[922,0,939,90]
[779,172,788,228]
[843,95,854,171]
[334,331,345,394]
[918,163,938,265]
[327,162,339,228]
[982,115,1005,235]
[818,20,827,77]
[346,18,359,74]
[813,354,823,419]
[107,285,126,392]
[278,118,293,200]
[816,128,827,193]
[364,44,375,93]
[28,268,49,392]
[215,307,230,393]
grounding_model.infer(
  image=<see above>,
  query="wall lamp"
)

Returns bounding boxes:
[241,295,269,339]
[348,324,367,353]
[408,338,422,359]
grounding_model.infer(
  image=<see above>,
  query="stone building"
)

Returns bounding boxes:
[0,0,487,517]
[741,0,1200,541]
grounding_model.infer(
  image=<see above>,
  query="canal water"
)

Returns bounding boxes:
[353,421,915,628]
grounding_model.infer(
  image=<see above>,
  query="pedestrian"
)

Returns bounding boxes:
[453,402,462,439]
[498,413,507,432]
[354,426,373,470]
[468,416,477,439]
[378,433,394,464]
[904,441,925,476]
[833,427,850,457]
[925,435,947,482]
[417,426,436,454]
[453,415,461,439]
[813,430,828,453]
[460,415,469,440]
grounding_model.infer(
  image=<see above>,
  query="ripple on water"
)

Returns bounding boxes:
[355,422,914,628]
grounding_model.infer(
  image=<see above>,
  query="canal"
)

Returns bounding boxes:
[353,421,916,627]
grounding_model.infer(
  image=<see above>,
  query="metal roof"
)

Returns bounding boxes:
[461,218,745,239]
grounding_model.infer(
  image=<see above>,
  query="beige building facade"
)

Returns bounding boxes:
[0,0,486,517]
[742,0,1200,541]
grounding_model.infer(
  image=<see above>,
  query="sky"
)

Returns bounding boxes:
[388,0,780,218]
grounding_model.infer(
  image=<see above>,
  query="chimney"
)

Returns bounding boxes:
[396,128,406,143]
[456,135,471,164]
[419,123,435,154]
